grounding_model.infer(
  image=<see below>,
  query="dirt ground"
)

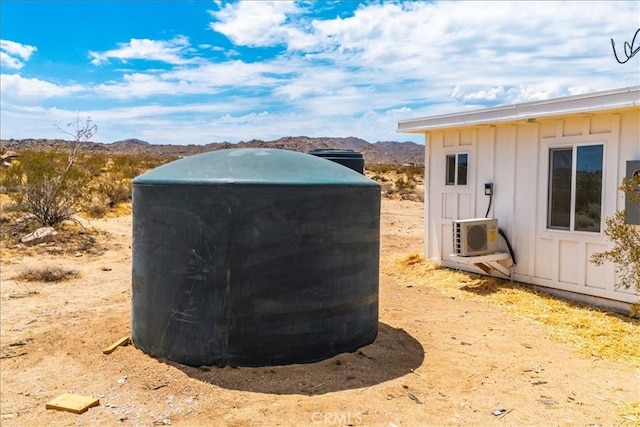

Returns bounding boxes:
[1,199,638,426]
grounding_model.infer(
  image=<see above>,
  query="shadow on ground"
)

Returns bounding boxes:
[166,322,424,395]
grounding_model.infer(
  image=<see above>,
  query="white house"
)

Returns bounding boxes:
[397,86,640,312]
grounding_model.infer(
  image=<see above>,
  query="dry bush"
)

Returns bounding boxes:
[367,164,424,201]
[87,153,175,212]
[85,196,110,218]
[2,149,176,222]
[1,150,92,226]
[79,151,109,177]
[109,153,176,179]
[414,187,425,202]
[96,177,131,206]
[591,174,640,296]
[16,265,80,282]
[379,182,395,197]
[0,118,98,226]
[0,196,21,213]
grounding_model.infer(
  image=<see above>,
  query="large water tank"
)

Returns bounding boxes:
[131,148,380,367]
[308,149,365,174]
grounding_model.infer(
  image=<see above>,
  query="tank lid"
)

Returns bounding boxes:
[307,149,363,159]
[133,148,377,186]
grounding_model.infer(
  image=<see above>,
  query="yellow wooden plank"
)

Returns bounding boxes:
[45,393,100,414]
[102,335,131,354]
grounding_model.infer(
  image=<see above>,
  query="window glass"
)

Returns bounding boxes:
[548,148,572,229]
[574,145,603,232]
[457,154,468,186]
[446,155,456,185]
[547,144,603,232]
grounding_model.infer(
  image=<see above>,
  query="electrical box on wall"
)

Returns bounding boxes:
[626,160,640,225]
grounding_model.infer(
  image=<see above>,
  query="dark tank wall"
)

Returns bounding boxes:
[308,149,365,174]
[131,182,380,367]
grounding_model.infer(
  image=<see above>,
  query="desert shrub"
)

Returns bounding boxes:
[85,196,109,218]
[366,163,424,200]
[97,177,131,205]
[1,150,92,226]
[109,153,175,179]
[368,164,423,178]
[591,173,640,298]
[1,118,98,226]
[110,154,144,179]
[16,265,80,282]
[380,182,395,195]
[395,177,415,192]
[403,165,423,180]
[79,152,109,177]
[370,174,388,182]
[367,164,396,175]
[0,197,21,213]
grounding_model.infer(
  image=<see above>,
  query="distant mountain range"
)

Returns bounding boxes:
[1,136,425,165]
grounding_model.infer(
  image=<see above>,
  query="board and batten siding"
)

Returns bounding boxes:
[425,108,640,305]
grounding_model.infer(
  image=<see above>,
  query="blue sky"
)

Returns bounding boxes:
[1,1,638,145]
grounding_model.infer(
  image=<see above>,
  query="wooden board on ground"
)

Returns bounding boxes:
[45,393,100,414]
[103,335,131,354]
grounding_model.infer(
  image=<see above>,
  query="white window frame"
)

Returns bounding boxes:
[445,152,469,186]
[547,142,604,233]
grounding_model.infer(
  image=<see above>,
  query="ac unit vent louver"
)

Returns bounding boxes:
[453,218,498,256]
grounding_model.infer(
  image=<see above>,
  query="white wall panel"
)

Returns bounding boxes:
[441,223,453,258]
[476,127,495,218]
[493,125,516,224]
[585,243,610,289]
[591,114,613,134]
[443,193,457,220]
[562,117,583,136]
[460,128,474,146]
[458,193,472,219]
[513,123,538,277]
[443,130,458,147]
[535,238,553,280]
[559,240,579,284]
[539,121,556,138]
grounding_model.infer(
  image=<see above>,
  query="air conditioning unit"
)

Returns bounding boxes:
[453,218,498,256]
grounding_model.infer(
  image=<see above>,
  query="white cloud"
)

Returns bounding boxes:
[94,73,194,99]
[0,74,84,104]
[2,1,639,145]
[0,52,24,70]
[0,40,37,70]
[0,40,37,60]
[165,60,280,87]
[206,0,639,114]
[89,60,285,101]
[209,1,303,47]
[89,36,194,65]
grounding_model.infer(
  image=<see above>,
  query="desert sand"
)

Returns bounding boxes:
[1,199,638,426]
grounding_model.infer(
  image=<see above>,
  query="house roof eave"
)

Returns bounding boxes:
[397,86,640,134]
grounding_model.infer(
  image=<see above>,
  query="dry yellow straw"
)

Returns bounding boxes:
[383,254,640,368]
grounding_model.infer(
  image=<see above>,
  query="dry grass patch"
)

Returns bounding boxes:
[105,201,132,217]
[15,265,80,282]
[383,254,640,368]
[619,400,640,425]
[0,215,110,258]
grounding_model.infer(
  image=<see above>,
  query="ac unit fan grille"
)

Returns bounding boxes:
[466,225,488,251]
